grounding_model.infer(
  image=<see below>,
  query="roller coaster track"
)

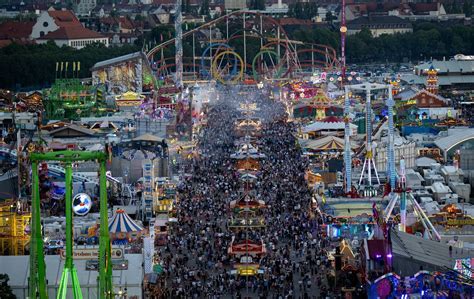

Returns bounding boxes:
[147,10,340,80]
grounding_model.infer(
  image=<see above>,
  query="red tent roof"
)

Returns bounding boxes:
[322,116,342,123]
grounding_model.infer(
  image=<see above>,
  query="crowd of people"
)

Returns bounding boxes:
[153,87,336,298]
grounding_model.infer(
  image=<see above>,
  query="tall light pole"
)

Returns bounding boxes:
[175,0,183,90]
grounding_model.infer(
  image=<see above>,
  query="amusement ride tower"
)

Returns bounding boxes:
[175,0,183,90]
[343,83,395,195]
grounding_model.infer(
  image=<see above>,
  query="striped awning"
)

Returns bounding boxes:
[299,136,345,151]
[108,209,143,233]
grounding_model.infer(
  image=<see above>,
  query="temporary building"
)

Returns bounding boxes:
[108,209,144,244]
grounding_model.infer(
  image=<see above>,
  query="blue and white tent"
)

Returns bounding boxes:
[108,209,143,234]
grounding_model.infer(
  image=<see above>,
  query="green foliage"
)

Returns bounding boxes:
[250,0,265,10]
[200,0,210,16]
[0,42,140,90]
[326,11,336,23]
[464,0,473,17]
[288,2,318,20]
[290,22,474,63]
[346,23,474,63]
[0,12,37,22]
[0,274,16,299]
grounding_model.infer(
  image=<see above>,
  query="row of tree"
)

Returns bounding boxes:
[1,22,474,90]
[0,42,140,90]
[290,22,474,63]
[288,2,319,20]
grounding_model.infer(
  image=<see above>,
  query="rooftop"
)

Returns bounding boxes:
[91,52,145,71]
[400,74,474,86]
[37,26,104,40]
[0,21,34,40]
[416,60,474,74]
[391,229,472,269]
[431,182,451,193]
[348,15,412,29]
[0,254,143,290]
[415,157,437,168]
[434,128,474,153]
[48,10,82,28]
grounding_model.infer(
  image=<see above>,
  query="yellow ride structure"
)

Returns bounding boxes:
[0,201,31,255]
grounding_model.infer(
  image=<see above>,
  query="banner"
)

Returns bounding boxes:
[60,247,124,260]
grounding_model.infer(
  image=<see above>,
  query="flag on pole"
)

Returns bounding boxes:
[56,62,59,72]
[77,61,81,72]
[160,33,163,42]
[65,62,69,72]
[73,61,76,72]
[60,62,64,72]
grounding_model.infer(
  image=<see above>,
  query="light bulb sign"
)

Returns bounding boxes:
[72,193,92,216]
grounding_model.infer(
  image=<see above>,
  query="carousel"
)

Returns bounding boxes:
[108,209,144,245]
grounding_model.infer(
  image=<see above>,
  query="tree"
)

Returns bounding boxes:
[464,0,472,17]
[0,274,16,299]
[200,0,209,16]
[326,11,336,23]
[250,0,265,11]
[288,2,318,20]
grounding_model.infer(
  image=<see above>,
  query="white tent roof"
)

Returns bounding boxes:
[109,210,143,233]
[231,143,266,159]
[302,121,357,133]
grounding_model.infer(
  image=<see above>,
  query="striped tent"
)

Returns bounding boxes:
[108,209,143,234]
[299,136,345,151]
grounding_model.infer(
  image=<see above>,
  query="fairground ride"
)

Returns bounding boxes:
[28,150,113,299]
[343,83,396,197]
[146,11,340,84]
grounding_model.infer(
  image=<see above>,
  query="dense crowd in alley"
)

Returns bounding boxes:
[152,87,335,299]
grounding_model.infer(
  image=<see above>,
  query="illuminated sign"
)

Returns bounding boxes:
[61,248,124,260]
[397,99,417,107]
[447,219,474,226]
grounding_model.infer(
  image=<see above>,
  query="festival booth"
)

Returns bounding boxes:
[228,237,267,257]
[302,116,357,138]
[231,143,266,171]
[235,118,262,137]
[293,103,317,119]
[115,91,145,112]
[154,214,169,246]
[229,194,266,229]
[108,209,144,245]
[292,90,333,120]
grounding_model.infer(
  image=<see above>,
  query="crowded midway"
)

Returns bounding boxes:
[153,86,336,299]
